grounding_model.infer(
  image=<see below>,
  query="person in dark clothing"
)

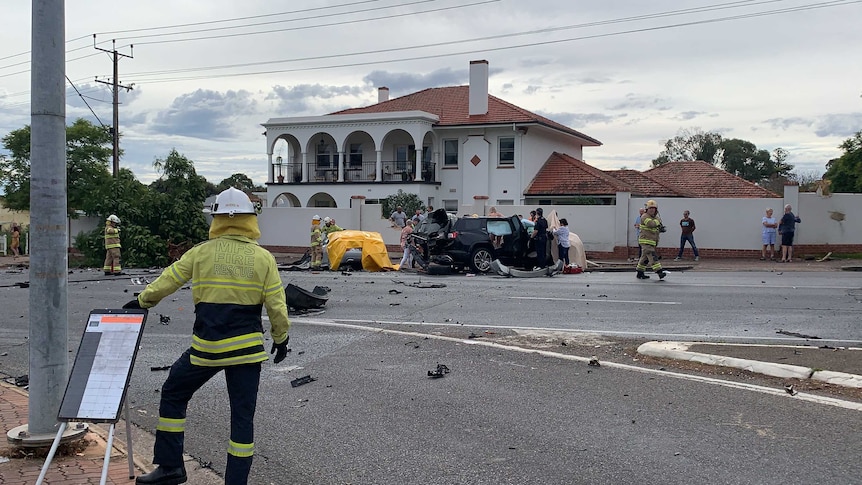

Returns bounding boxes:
[531,207,549,268]
[675,210,699,261]
[778,204,801,262]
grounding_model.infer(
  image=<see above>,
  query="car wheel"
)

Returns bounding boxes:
[469,247,493,273]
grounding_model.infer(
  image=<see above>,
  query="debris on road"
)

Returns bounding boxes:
[291,375,317,388]
[286,283,329,310]
[428,364,450,378]
[785,384,798,396]
[776,329,821,339]
[150,366,171,372]
[389,289,403,295]
[588,356,601,367]
[159,314,171,325]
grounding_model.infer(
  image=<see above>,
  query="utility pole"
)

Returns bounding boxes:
[94,36,133,177]
[23,0,70,438]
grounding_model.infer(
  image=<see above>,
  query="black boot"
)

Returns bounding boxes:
[657,270,667,280]
[636,270,650,279]
[136,465,187,485]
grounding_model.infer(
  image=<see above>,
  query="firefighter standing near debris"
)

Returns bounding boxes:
[636,200,668,280]
[124,187,291,485]
[322,216,343,236]
[310,215,324,269]
[103,214,123,275]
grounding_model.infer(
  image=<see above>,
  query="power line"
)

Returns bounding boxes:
[120,0,790,78]
[65,75,109,129]
[122,0,862,85]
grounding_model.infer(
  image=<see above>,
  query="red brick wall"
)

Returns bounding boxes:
[589,245,862,260]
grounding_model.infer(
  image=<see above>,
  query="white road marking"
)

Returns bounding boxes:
[272,316,862,412]
[511,296,680,304]
[303,318,862,345]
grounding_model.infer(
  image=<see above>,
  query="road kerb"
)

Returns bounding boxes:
[637,341,862,388]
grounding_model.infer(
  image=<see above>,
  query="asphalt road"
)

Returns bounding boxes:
[1,268,861,484]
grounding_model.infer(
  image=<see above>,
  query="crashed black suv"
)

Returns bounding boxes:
[413,209,550,273]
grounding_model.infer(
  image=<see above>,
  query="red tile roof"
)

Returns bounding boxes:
[645,161,780,198]
[525,152,635,196]
[604,169,690,197]
[332,86,602,146]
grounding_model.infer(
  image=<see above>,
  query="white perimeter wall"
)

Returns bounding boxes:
[69,188,862,252]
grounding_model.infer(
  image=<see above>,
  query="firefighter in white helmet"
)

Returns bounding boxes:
[103,214,123,275]
[310,215,323,269]
[636,200,667,280]
[322,216,343,236]
[124,187,290,485]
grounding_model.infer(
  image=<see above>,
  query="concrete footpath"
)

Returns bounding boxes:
[0,380,221,484]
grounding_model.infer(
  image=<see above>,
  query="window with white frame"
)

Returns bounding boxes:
[443,199,459,212]
[498,137,515,166]
[443,139,458,167]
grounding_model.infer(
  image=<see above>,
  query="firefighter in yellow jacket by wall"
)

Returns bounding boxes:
[636,200,668,280]
[124,187,291,485]
[310,214,323,269]
[103,214,123,275]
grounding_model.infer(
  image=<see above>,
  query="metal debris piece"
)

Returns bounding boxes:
[389,289,403,294]
[428,364,450,378]
[159,314,171,325]
[291,375,317,388]
[130,277,150,285]
[14,375,29,387]
[784,384,798,396]
[15,282,29,288]
[150,366,171,372]
[776,329,820,339]
[588,356,601,367]
[467,332,480,339]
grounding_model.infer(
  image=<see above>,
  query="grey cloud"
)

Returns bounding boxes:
[518,57,554,69]
[814,113,862,137]
[524,85,541,95]
[266,84,366,113]
[608,93,672,111]
[537,111,626,128]
[764,117,814,130]
[362,65,505,95]
[674,111,706,121]
[576,77,613,84]
[64,82,141,110]
[150,89,257,140]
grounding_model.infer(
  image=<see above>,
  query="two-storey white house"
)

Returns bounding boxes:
[261,60,602,211]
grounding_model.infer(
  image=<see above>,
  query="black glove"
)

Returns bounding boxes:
[270,336,289,364]
[123,298,142,309]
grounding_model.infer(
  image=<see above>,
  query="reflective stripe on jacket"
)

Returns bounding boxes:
[137,235,290,367]
[104,224,121,249]
[310,226,322,246]
[638,215,661,246]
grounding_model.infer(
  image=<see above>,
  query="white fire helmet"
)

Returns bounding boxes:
[323,216,331,223]
[107,214,121,224]
[210,187,257,216]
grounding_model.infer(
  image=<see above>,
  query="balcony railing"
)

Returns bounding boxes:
[272,161,436,184]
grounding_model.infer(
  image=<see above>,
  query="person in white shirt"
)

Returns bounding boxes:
[553,218,571,266]
[761,208,778,260]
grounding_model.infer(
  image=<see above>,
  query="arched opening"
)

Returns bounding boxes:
[307,192,337,208]
[273,192,301,207]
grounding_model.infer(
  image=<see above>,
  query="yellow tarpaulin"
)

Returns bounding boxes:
[326,230,396,272]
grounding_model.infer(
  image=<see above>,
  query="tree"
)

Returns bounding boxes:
[0,118,113,212]
[824,130,862,192]
[652,128,724,167]
[382,189,423,219]
[217,173,256,193]
[150,149,210,244]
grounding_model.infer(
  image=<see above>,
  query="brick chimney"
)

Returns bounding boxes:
[378,87,389,103]
[469,60,489,116]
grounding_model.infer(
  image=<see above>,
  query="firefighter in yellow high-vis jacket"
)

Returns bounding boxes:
[103,214,122,275]
[124,187,290,485]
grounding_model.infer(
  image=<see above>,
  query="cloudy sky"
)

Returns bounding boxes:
[1,0,860,186]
